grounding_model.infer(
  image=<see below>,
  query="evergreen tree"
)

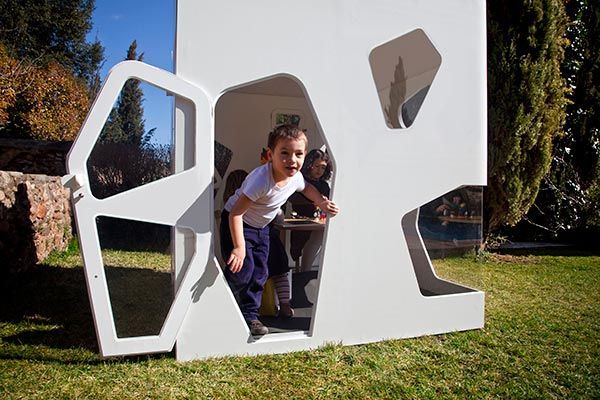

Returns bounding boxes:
[100,40,153,145]
[485,0,570,234]
[0,0,104,88]
[515,0,599,240]
[117,41,146,145]
[99,108,124,143]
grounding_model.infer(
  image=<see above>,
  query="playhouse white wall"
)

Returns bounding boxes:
[173,0,486,360]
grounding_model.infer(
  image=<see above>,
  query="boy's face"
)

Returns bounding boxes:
[269,137,307,179]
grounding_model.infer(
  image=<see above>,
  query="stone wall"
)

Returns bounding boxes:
[0,138,72,176]
[0,171,72,272]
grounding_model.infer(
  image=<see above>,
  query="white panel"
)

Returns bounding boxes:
[173,0,487,360]
[65,61,213,356]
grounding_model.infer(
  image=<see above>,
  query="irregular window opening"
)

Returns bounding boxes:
[369,29,441,129]
[403,186,483,296]
[96,216,179,338]
[87,80,176,199]
[214,75,335,337]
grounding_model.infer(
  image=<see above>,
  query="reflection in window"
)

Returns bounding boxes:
[417,186,483,259]
[369,29,441,129]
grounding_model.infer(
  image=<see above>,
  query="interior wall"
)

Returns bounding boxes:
[214,91,322,211]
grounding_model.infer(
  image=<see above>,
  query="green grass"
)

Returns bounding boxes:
[1,247,598,399]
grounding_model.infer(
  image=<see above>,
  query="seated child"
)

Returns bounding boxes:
[289,149,332,271]
[220,125,339,335]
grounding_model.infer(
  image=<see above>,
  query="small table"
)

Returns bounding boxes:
[273,218,326,231]
[273,218,325,270]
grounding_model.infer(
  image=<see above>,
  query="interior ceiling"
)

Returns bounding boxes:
[231,76,305,98]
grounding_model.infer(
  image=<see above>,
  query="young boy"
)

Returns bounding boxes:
[220,124,339,335]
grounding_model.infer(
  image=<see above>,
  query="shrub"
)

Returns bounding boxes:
[0,43,90,141]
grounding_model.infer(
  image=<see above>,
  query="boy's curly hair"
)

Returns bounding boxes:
[267,124,307,150]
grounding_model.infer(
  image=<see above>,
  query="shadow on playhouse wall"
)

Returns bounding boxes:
[63,0,487,360]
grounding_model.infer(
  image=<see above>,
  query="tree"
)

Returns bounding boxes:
[513,0,599,240]
[0,0,104,88]
[100,41,152,145]
[99,108,124,143]
[485,0,570,234]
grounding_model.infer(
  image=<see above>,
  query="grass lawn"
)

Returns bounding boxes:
[0,246,598,399]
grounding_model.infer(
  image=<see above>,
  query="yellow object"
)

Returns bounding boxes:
[259,278,278,317]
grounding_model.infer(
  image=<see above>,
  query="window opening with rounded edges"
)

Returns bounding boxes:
[87,80,177,199]
[402,186,483,297]
[96,216,180,338]
[369,29,442,129]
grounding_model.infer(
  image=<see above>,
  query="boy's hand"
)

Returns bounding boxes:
[318,198,339,216]
[227,247,245,273]
[302,184,339,216]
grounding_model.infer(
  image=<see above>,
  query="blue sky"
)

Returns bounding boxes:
[88,0,176,145]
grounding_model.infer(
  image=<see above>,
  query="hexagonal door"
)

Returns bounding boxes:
[65,61,212,357]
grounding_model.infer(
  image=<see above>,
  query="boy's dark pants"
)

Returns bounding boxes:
[220,210,270,323]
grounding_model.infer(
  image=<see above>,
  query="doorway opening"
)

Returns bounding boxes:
[214,75,335,337]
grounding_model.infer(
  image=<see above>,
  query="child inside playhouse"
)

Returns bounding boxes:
[222,170,295,320]
[219,125,339,335]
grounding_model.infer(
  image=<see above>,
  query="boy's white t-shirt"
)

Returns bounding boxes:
[224,162,306,228]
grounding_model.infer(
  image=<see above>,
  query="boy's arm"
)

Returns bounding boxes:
[227,194,253,273]
[301,182,339,216]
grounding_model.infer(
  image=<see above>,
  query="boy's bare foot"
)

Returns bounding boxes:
[279,303,294,319]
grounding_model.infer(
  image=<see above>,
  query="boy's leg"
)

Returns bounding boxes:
[221,238,256,319]
[221,217,270,324]
[220,211,259,321]
[243,226,270,321]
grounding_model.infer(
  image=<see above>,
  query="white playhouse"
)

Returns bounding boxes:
[64,0,487,360]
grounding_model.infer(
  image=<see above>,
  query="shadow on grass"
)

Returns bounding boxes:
[0,263,172,362]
